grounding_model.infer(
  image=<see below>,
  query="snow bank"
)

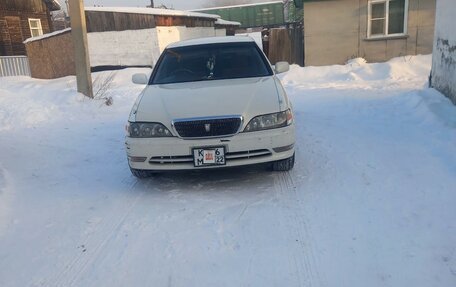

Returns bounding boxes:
[345,57,367,66]
[400,88,456,128]
[281,55,432,88]
[0,68,150,131]
[280,54,456,131]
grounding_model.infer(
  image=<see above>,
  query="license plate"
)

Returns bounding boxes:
[193,147,225,167]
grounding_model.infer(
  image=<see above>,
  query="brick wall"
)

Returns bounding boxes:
[0,10,52,56]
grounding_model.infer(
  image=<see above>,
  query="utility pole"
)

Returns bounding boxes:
[150,0,154,8]
[69,0,93,98]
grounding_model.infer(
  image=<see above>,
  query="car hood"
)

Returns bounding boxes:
[134,76,282,127]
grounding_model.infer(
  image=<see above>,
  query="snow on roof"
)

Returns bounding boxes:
[215,19,241,26]
[191,1,283,11]
[85,7,220,20]
[167,36,255,49]
[23,28,71,44]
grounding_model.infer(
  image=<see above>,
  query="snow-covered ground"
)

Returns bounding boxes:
[1,55,455,287]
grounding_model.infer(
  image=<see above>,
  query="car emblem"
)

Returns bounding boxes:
[205,124,211,132]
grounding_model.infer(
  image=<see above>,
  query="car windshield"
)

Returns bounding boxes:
[151,42,273,85]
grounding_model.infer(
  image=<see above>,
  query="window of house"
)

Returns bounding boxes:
[368,0,408,38]
[28,19,43,37]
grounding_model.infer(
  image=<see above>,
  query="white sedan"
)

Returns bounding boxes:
[126,36,295,177]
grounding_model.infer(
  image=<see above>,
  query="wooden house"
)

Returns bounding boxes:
[303,0,436,66]
[0,0,61,56]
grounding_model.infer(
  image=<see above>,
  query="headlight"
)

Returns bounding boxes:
[244,109,293,132]
[127,122,173,138]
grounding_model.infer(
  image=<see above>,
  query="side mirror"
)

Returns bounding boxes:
[275,61,290,74]
[132,73,149,85]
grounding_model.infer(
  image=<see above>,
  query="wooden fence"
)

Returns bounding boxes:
[267,24,304,66]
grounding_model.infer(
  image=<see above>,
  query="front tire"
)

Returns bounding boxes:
[272,153,295,171]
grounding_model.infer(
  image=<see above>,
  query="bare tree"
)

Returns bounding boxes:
[92,72,116,106]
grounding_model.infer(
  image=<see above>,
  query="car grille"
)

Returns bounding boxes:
[225,149,272,160]
[173,117,242,138]
[149,149,272,165]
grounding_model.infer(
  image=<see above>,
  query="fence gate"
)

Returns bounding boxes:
[266,23,304,66]
[0,56,31,77]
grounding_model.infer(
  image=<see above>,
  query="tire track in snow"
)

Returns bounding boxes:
[274,170,323,287]
[49,178,144,287]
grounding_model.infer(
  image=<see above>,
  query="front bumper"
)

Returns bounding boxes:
[125,124,295,171]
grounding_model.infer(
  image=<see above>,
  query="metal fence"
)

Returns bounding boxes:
[0,56,31,77]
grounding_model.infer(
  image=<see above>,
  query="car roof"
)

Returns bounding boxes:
[167,36,256,49]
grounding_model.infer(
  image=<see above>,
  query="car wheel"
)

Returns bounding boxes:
[272,153,295,171]
[129,167,154,178]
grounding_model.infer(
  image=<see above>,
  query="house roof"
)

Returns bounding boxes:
[215,19,241,27]
[84,7,220,20]
[23,28,71,44]
[43,0,62,11]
